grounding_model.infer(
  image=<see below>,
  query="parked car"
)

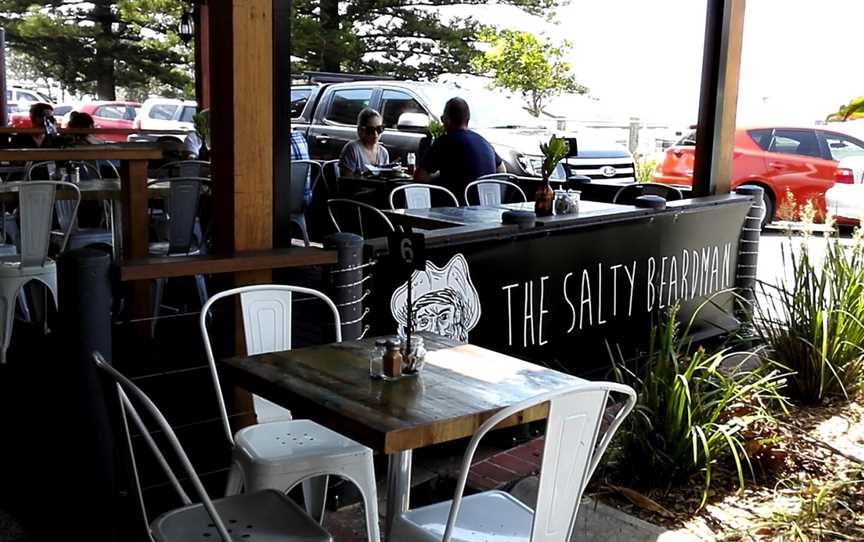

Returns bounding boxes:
[6,86,53,113]
[64,101,141,142]
[128,98,196,144]
[291,80,635,182]
[652,126,864,225]
[9,103,76,128]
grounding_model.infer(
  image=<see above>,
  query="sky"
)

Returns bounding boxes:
[441,0,864,127]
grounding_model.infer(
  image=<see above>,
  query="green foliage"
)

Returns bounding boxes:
[0,0,193,99]
[428,119,444,140]
[473,29,587,116]
[539,135,569,182]
[290,0,563,80]
[752,232,864,404]
[634,154,658,183]
[607,304,785,507]
[192,110,209,142]
[827,96,864,122]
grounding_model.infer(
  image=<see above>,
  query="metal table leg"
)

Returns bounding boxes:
[384,450,412,542]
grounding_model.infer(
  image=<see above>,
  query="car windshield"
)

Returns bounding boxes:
[420,86,545,129]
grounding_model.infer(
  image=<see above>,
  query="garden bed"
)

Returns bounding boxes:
[593,397,864,541]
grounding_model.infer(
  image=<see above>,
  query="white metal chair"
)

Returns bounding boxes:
[27,160,115,252]
[0,181,80,363]
[200,284,380,541]
[327,198,395,238]
[92,352,333,542]
[390,381,637,542]
[389,183,459,210]
[464,177,527,206]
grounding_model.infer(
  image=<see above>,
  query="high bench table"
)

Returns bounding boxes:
[219,334,582,541]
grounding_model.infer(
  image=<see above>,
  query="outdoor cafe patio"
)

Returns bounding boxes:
[0,1,754,541]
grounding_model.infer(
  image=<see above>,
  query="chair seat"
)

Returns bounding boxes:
[395,490,534,542]
[151,488,332,542]
[0,258,56,278]
[235,419,371,475]
[0,244,16,257]
[148,241,201,257]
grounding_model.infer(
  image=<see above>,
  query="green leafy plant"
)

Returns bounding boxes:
[634,154,658,183]
[539,135,569,182]
[751,231,864,404]
[607,303,786,507]
[193,110,209,143]
[428,119,444,140]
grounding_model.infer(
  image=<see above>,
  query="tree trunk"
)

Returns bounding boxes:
[319,0,340,72]
[93,0,116,100]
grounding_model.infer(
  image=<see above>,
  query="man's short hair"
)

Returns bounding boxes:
[29,102,53,118]
[443,97,470,126]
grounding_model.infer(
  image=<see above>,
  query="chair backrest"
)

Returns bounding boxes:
[389,183,459,210]
[320,159,340,194]
[464,178,527,206]
[439,381,637,542]
[92,352,234,542]
[327,198,395,238]
[612,183,684,205]
[0,181,80,265]
[147,177,208,255]
[289,159,320,214]
[199,284,342,444]
[157,160,211,180]
[29,161,101,235]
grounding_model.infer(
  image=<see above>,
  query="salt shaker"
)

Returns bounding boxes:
[369,338,387,379]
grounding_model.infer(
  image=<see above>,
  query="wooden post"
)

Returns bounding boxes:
[194,2,210,110]
[208,0,274,426]
[692,0,746,196]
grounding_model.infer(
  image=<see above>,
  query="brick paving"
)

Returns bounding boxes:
[467,436,544,491]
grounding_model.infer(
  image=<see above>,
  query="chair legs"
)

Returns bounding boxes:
[151,278,166,338]
[290,214,310,247]
[240,455,380,541]
[0,275,58,363]
[151,275,208,337]
[302,476,329,524]
[225,462,245,496]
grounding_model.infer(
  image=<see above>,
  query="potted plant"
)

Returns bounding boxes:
[535,135,569,216]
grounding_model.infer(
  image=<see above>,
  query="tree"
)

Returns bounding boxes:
[290,0,563,80]
[0,0,193,100]
[473,29,586,117]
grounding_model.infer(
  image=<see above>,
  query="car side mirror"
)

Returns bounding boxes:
[397,112,430,133]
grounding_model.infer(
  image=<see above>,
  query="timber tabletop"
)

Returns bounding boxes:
[220,334,583,454]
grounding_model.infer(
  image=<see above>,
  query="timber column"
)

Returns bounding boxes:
[208,0,274,276]
[207,0,274,426]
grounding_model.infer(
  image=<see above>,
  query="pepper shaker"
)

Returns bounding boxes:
[382,339,403,380]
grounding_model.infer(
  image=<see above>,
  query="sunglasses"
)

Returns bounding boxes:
[362,125,384,135]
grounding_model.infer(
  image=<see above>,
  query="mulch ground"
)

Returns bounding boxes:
[591,397,864,541]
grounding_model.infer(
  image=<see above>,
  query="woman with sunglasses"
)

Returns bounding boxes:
[339,107,390,177]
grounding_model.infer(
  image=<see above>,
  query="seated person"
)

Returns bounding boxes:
[414,97,505,203]
[339,108,390,177]
[67,111,103,145]
[11,102,57,149]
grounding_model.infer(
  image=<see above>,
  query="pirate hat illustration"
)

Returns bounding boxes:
[390,254,481,340]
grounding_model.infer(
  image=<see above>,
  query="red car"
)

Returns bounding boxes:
[8,101,140,143]
[653,126,864,225]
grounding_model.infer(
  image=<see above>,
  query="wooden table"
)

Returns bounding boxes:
[0,145,163,262]
[220,334,583,540]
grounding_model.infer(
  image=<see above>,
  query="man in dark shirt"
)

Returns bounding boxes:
[414,97,505,203]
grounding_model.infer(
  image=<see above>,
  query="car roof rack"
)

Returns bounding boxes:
[299,71,394,83]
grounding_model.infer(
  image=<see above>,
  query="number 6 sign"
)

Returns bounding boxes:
[389,230,426,272]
